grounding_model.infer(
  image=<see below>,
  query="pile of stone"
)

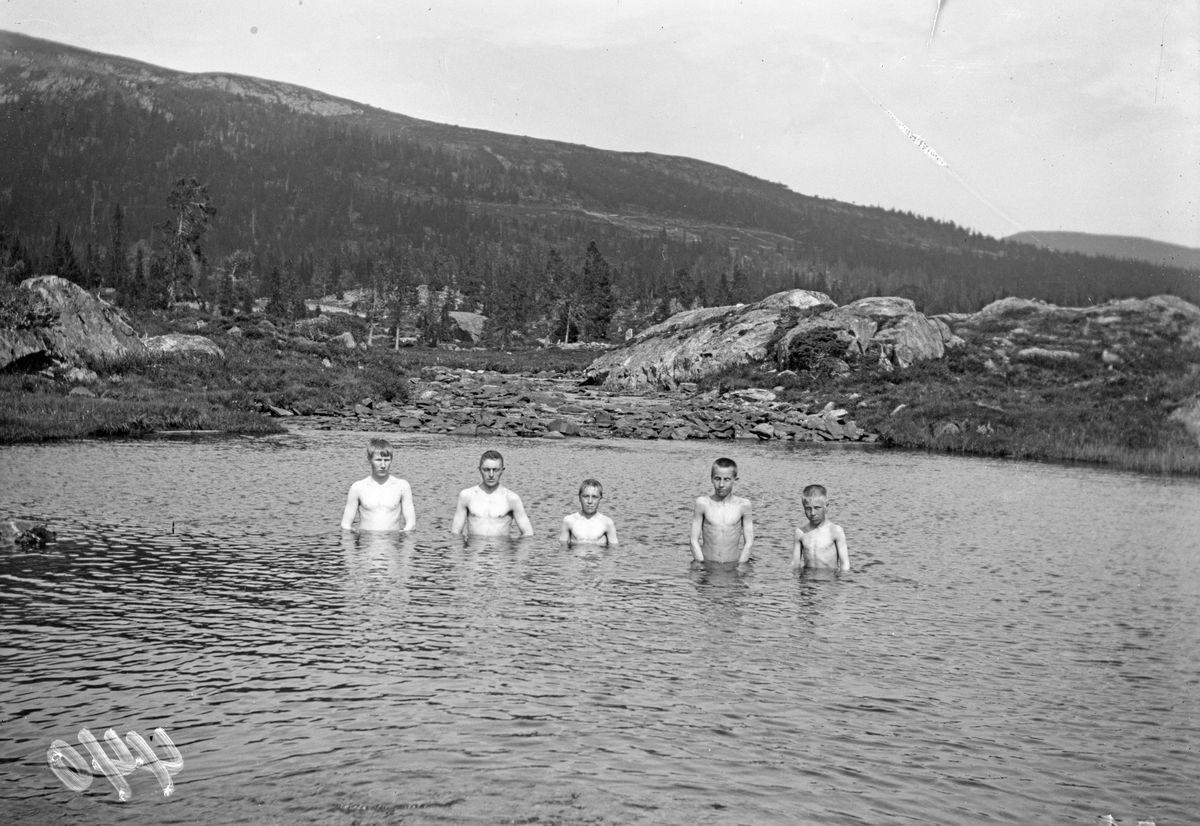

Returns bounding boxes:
[285,367,876,443]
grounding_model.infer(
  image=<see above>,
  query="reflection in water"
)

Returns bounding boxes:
[0,433,1198,825]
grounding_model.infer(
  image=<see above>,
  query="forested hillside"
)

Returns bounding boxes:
[2,30,1196,344]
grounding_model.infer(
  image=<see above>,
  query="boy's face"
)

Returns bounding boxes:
[803,496,827,527]
[710,466,737,498]
[479,458,504,488]
[579,486,602,516]
[369,451,392,479]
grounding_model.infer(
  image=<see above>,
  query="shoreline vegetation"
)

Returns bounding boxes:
[4,304,1199,477]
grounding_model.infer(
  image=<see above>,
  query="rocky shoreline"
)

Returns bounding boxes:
[274,367,877,443]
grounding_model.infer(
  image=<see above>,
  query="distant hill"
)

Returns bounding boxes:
[1007,232,1200,271]
[2,29,1197,317]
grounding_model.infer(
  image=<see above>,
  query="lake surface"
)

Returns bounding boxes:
[1,432,1198,825]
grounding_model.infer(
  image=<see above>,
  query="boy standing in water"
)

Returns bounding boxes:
[791,484,849,571]
[451,449,535,537]
[690,458,754,563]
[559,479,618,545]
[341,437,416,532]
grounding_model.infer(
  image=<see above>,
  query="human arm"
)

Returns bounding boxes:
[511,493,534,537]
[559,516,571,543]
[340,484,360,531]
[834,525,849,571]
[604,516,618,546]
[791,528,803,568]
[689,499,705,561]
[450,489,469,534]
[737,501,754,564]
[399,481,416,532]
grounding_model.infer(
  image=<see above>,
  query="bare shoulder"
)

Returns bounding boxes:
[601,513,616,528]
[832,522,847,539]
[735,495,754,513]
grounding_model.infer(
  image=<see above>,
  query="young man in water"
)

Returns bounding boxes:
[791,484,849,571]
[559,478,618,545]
[689,457,754,563]
[341,437,416,532]
[451,449,535,537]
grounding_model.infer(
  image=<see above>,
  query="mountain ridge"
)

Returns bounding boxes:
[2,29,1196,317]
[1006,231,1200,271]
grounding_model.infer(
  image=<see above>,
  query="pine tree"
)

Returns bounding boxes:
[157,175,216,303]
[107,204,127,293]
[50,223,84,284]
[581,240,616,340]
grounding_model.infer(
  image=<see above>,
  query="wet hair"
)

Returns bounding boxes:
[479,449,504,466]
[712,457,738,477]
[367,437,394,458]
[579,478,604,497]
[802,484,828,502]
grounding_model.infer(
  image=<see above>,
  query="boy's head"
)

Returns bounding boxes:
[478,449,505,488]
[710,458,738,498]
[367,438,394,459]
[802,484,828,526]
[367,438,394,478]
[578,478,603,515]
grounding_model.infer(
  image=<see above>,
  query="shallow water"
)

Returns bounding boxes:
[1,432,1198,825]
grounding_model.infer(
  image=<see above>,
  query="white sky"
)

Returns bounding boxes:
[3,0,1199,247]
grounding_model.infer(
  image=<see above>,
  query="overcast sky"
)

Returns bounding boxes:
[4,1,1198,247]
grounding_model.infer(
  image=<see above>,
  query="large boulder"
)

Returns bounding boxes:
[449,311,488,343]
[143,333,224,359]
[775,296,962,372]
[0,275,145,371]
[585,290,834,389]
[585,291,957,389]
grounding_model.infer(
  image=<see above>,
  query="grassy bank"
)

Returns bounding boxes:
[1,306,596,444]
[0,388,282,441]
[700,313,1200,475]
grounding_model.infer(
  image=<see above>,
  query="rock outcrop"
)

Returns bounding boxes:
[0,275,145,371]
[449,311,488,343]
[775,296,962,372]
[286,366,878,444]
[143,333,224,358]
[1,519,56,549]
[585,290,959,390]
[954,293,1200,366]
[586,290,834,389]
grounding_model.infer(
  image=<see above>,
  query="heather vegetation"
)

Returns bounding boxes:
[699,306,1200,475]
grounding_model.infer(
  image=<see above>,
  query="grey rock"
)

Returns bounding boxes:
[546,418,581,436]
[448,311,488,343]
[585,290,834,389]
[776,296,963,372]
[731,388,777,403]
[144,333,225,359]
[68,386,96,397]
[63,366,98,384]
[1,275,146,371]
[749,422,775,440]
[1016,347,1080,361]
[335,331,357,350]
[933,422,961,438]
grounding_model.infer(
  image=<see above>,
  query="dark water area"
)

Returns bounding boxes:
[1,432,1198,825]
